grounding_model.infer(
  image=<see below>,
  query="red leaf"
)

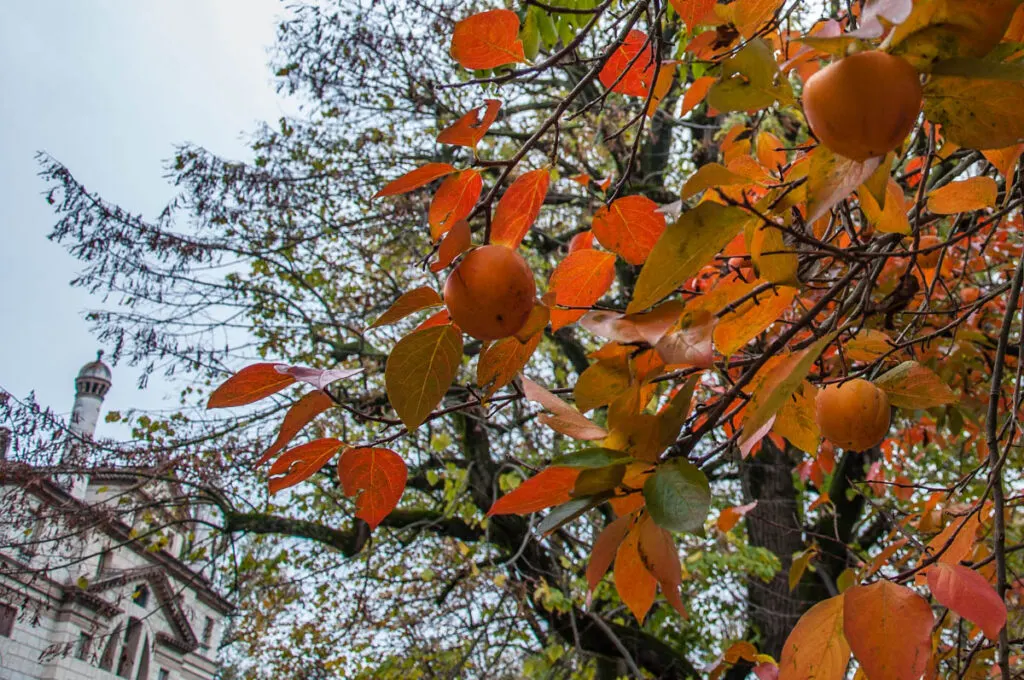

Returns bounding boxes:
[369,286,444,329]
[430,220,472,273]
[928,562,1007,640]
[449,9,525,70]
[255,390,335,467]
[487,466,582,516]
[615,524,658,623]
[429,170,483,241]
[374,162,456,199]
[599,30,657,97]
[338,447,408,530]
[592,195,666,265]
[208,363,296,408]
[490,169,550,249]
[669,0,717,28]
[437,99,501,148]
[548,249,617,331]
[268,438,345,494]
[586,514,632,592]
[843,580,933,680]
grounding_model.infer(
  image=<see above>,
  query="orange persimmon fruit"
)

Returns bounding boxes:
[803,51,922,162]
[815,378,891,451]
[444,244,536,340]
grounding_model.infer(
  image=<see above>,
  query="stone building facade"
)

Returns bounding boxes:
[0,355,232,679]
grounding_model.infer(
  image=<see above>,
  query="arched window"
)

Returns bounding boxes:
[116,617,142,678]
[98,623,121,671]
[134,636,150,680]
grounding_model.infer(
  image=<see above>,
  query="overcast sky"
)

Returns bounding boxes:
[0,1,292,434]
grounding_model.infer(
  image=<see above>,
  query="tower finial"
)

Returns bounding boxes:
[97,349,104,362]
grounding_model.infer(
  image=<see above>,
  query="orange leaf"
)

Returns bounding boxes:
[338,447,407,530]
[680,75,716,116]
[255,390,335,467]
[718,501,758,532]
[414,309,454,333]
[268,438,345,494]
[449,9,525,70]
[599,30,657,97]
[670,0,716,28]
[430,220,472,273]
[548,250,617,331]
[655,308,715,368]
[714,285,797,356]
[490,169,550,249]
[592,195,666,265]
[917,511,983,583]
[926,176,998,215]
[580,301,683,346]
[928,562,1007,640]
[373,162,456,199]
[586,514,632,592]
[982,143,1024,181]
[429,170,483,240]
[568,230,595,253]
[843,580,933,680]
[614,523,658,623]
[570,173,591,186]
[437,99,501,148]
[368,286,444,329]
[805,146,883,223]
[779,594,850,680]
[521,376,609,440]
[638,516,687,617]
[208,363,296,408]
[717,0,784,38]
[477,332,542,399]
[487,466,582,516]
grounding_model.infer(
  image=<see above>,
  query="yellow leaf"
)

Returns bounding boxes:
[874,360,958,409]
[982,143,1024,181]
[385,325,463,429]
[789,547,816,592]
[924,73,1024,150]
[774,380,820,455]
[477,332,541,399]
[629,203,753,313]
[890,0,1021,69]
[926,176,998,214]
[845,328,893,362]
[574,354,633,413]
[714,285,797,357]
[750,224,798,285]
[680,162,750,201]
[860,178,911,235]
[805,145,883,224]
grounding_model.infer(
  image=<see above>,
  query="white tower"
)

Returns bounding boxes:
[70,351,112,438]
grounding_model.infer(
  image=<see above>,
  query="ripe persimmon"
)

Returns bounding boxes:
[815,378,891,451]
[444,245,536,341]
[803,51,922,162]
[916,235,942,269]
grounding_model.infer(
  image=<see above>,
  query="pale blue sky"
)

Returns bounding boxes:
[0,1,292,432]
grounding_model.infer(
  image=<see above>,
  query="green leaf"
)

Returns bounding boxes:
[628,202,752,313]
[554,448,633,468]
[536,496,605,536]
[572,464,626,497]
[643,458,711,533]
[706,38,794,113]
